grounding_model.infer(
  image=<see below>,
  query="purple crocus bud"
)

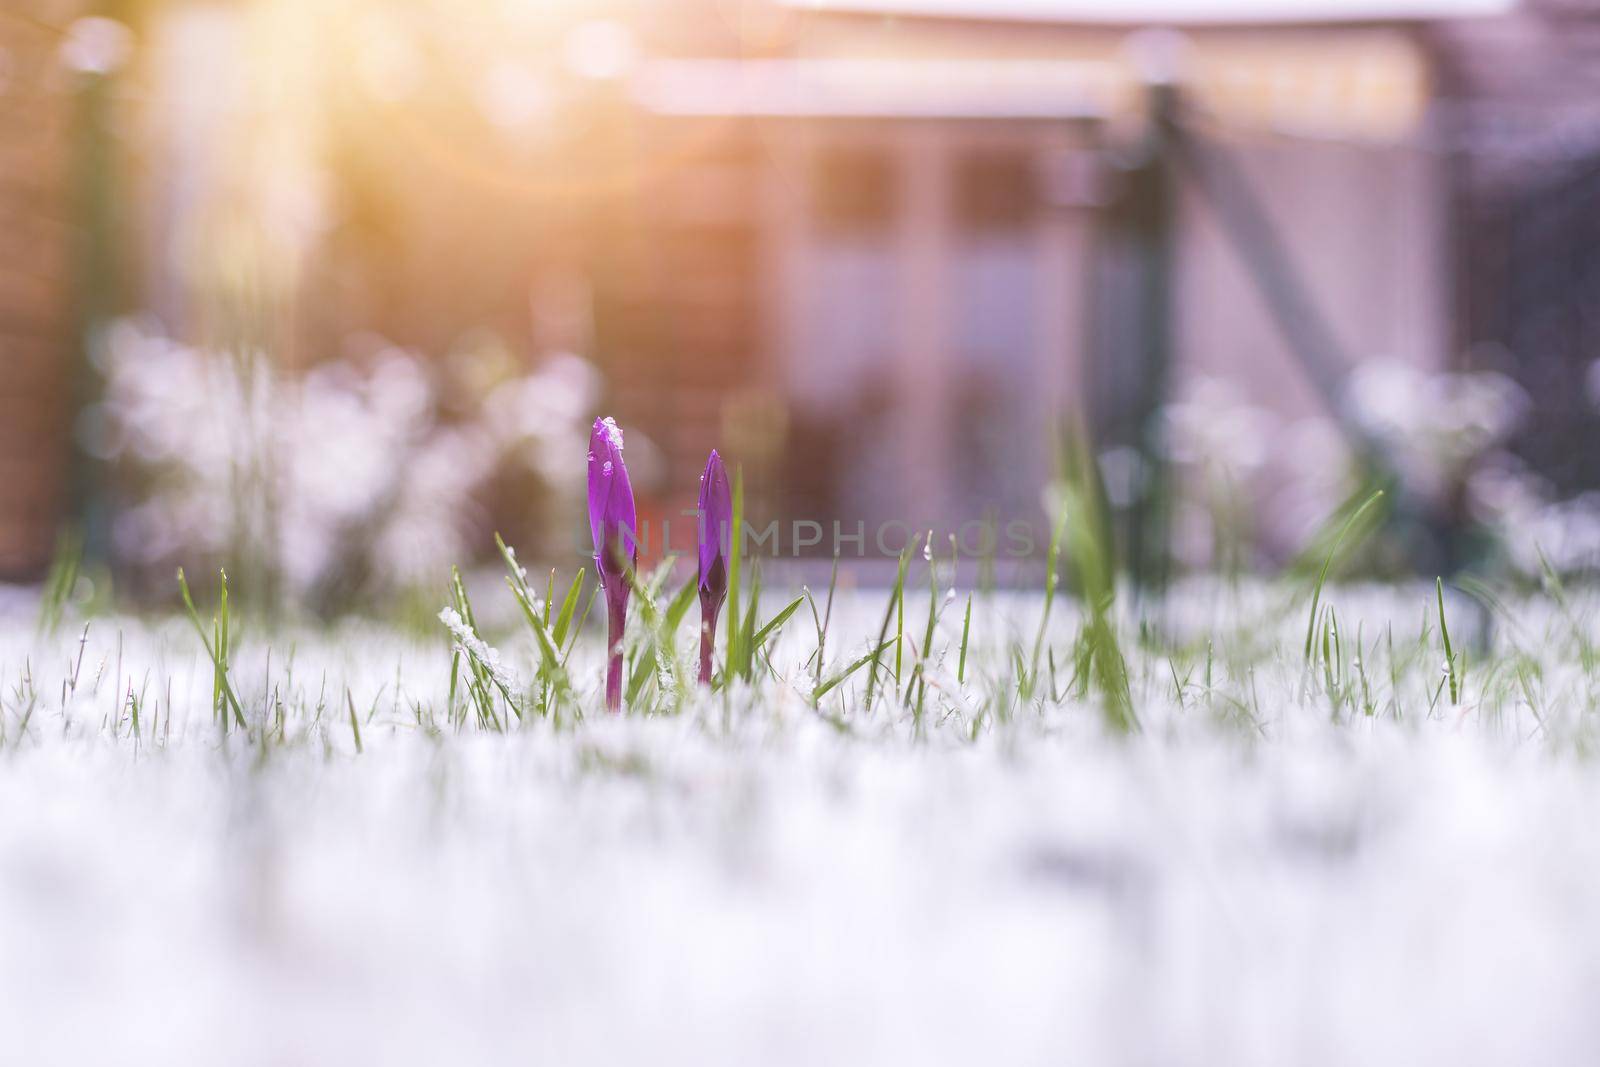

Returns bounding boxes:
[696,449,732,684]
[588,416,636,711]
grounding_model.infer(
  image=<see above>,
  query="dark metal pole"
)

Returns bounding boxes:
[1169,112,1462,572]
[67,12,125,570]
[1167,119,1386,472]
[1121,78,1179,592]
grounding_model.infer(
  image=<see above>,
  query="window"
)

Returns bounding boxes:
[813,147,894,234]
[955,150,1035,232]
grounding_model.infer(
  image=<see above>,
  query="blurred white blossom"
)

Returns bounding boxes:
[1346,359,1529,500]
[95,320,596,608]
[59,16,134,75]
[1162,377,1274,474]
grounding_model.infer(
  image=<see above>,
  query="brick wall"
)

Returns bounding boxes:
[0,5,77,578]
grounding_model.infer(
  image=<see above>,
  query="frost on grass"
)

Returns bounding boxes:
[4,584,1600,1065]
[437,606,519,692]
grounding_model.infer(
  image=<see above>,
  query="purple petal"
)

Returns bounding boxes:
[587,417,611,553]
[605,442,636,557]
[589,416,636,577]
[697,449,731,591]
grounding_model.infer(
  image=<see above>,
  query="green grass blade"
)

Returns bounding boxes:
[864,546,910,712]
[551,568,587,648]
[815,640,896,702]
[958,594,972,685]
[506,578,574,700]
[726,467,744,680]
[751,594,805,653]
[37,526,83,637]
[1302,489,1386,663]
[1437,576,1459,705]
[664,574,699,640]
[176,568,247,731]
[346,689,364,755]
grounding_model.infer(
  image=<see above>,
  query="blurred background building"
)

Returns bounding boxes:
[0,1,85,577]
[6,0,1600,599]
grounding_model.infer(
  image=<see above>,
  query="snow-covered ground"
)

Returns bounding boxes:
[3,583,1600,1065]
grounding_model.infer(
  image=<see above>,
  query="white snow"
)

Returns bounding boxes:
[600,416,625,452]
[2,584,1598,1065]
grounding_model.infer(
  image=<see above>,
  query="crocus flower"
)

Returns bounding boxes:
[696,449,732,684]
[588,416,636,711]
